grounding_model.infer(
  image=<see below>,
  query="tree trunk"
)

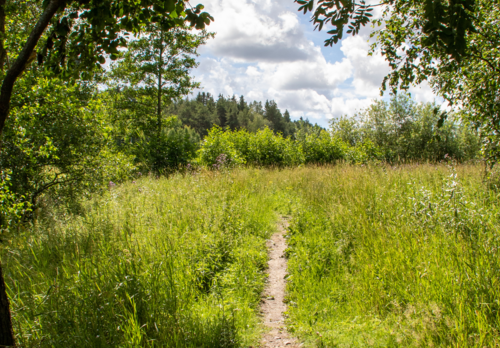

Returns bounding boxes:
[0,0,65,344]
[157,29,164,136]
[0,261,14,346]
[0,0,65,137]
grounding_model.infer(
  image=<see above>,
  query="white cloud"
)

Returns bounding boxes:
[330,97,375,118]
[192,0,439,127]
[340,36,390,98]
[204,0,313,63]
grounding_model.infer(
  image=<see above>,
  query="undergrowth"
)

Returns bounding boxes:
[2,164,499,347]
[282,164,500,347]
[2,170,280,347]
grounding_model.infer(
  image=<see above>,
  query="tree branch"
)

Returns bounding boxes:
[0,0,66,137]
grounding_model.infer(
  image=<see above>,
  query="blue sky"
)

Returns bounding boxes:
[191,0,439,128]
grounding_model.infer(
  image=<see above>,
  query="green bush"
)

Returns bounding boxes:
[0,77,135,218]
[133,116,200,173]
[197,127,246,167]
[0,170,31,233]
[295,129,346,164]
[244,128,302,166]
[196,126,384,168]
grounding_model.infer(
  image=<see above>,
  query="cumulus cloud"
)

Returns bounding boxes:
[204,0,313,63]
[192,0,438,126]
[340,36,390,98]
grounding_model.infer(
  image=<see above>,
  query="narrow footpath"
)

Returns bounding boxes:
[260,218,300,348]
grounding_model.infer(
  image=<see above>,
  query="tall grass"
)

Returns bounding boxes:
[2,164,499,347]
[282,164,500,347]
[2,170,280,347]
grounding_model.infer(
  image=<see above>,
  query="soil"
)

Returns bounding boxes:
[260,218,300,348]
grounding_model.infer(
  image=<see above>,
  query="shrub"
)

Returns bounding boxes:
[244,128,302,166]
[296,129,347,164]
[197,126,386,168]
[0,77,136,218]
[197,127,245,167]
[133,116,200,173]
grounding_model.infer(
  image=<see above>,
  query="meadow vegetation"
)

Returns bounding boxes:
[1,0,498,345]
[3,170,281,347]
[2,163,499,347]
[283,164,500,347]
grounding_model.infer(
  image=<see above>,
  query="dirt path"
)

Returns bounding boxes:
[260,218,300,348]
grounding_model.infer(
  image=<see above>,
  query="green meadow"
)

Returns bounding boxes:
[2,164,500,347]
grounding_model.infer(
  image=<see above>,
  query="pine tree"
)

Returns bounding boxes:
[283,109,295,137]
[264,100,284,133]
[217,94,227,127]
[238,95,246,111]
[284,109,291,123]
[226,96,239,130]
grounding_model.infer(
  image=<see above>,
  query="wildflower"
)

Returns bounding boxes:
[109,181,116,188]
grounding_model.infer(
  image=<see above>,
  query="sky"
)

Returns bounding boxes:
[191,0,440,128]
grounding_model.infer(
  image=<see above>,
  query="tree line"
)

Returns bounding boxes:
[169,92,315,136]
[1,84,480,234]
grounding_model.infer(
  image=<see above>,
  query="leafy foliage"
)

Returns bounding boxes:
[0,169,31,232]
[197,127,246,167]
[133,116,200,173]
[0,0,214,344]
[197,126,359,167]
[296,0,498,163]
[296,0,476,59]
[107,24,211,173]
[108,25,213,130]
[330,94,480,162]
[0,75,135,214]
[36,0,213,76]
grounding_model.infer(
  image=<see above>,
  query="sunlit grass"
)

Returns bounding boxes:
[2,164,499,347]
[3,170,281,347]
[282,164,500,347]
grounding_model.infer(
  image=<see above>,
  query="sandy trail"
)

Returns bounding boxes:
[260,218,300,348]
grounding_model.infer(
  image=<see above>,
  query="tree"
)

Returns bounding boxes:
[0,0,212,136]
[238,95,246,111]
[108,23,212,172]
[172,97,218,136]
[282,110,295,137]
[109,24,213,136]
[226,96,239,130]
[0,0,212,344]
[329,94,480,162]
[296,0,475,60]
[1,76,135,211]
[264,100,284,133]
[216,94,227,127]
[296,0,499,162]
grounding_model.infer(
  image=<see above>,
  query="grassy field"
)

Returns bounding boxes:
[2,164,500,347]
[3,170,283,347]
[282,164,500,347]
